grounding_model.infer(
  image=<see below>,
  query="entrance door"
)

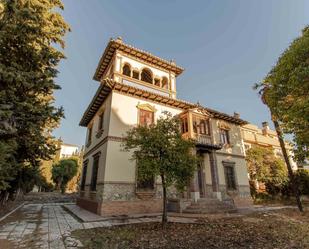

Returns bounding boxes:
[197,157,205,198]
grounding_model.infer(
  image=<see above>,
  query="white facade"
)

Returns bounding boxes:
[59,144,79,159]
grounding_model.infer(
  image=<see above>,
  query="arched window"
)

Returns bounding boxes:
[132,70,139,79]
[141,68,153,84]
[154,78,160,87]
[162,76,169,89]
[122,63,131,77]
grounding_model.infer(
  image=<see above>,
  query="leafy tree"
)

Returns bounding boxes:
[0,0,69,201]
[246,146,288,196]
[122,112,197,226]
[254,26,309,211]
[255,26,309,163]
[52,159,78,194]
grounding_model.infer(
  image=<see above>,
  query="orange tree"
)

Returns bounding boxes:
[122,112,197,226]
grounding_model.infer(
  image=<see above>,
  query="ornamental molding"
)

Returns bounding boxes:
[136,102,157,113]
[218,121,231,130]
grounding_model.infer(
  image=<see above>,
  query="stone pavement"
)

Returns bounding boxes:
[0,203,199,249]
[0,203,84,248]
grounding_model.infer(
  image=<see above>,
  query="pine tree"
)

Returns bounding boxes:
[0,0,69,201]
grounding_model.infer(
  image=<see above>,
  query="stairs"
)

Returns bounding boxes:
[182,198,237,214]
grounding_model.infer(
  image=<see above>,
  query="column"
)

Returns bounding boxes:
[190,171,199,202]
[189,148,199,202]
[209,150,222,200]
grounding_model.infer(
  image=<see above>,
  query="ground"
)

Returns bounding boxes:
[0,193,308,249]
[71,208,309,249]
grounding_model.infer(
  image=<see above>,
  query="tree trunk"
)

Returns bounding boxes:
[272,118,303,212]
[161,174,168,227]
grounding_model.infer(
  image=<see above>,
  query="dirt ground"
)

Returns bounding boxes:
[72,208,309,249]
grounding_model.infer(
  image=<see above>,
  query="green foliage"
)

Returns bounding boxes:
[0,0,69,201]
[122,112,197,224]
[52,158,78,194]
[294,169,309,195]
[0,140,17,191]
[255,26,309,162]
[246,146,288,197]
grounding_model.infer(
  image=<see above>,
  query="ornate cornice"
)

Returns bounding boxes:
[93,37,184,81]
[79,78,248,127]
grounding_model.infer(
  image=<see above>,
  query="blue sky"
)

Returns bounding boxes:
[54,0,309,146]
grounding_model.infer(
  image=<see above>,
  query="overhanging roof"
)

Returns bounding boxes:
[79,79,248,127]
[93,38,184,81]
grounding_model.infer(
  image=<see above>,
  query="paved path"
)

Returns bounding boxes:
[0,203,85,249]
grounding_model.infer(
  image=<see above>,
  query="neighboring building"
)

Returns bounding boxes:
[241,122,298,170]
[39,138,83,191]
[77,37,252,216]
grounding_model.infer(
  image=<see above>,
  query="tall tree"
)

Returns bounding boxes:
[122,112,197,226]
[0,0,69,201]
[255,26,309,211]
[255,26,309,163]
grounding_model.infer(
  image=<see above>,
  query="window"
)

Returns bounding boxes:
[87,125,93,144]
[141,68,153,84]
[98,112,104,131]
[193,117,198,133]
[122,64,131,77]
[199,119,210,135]
[224,164,237,190]
[139,109,154,126]
[162,77,169,89]
[90,154,100,191]
[181,117,188,133]
[132,70,139,79]
[154,78,160,87]
[80,161,88,191]
[220,129,230,144]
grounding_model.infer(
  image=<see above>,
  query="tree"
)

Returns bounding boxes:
[122,112,197,226]
[255,26,309,163]
[246,146,288,196]
[0,0,69,202]
[52,159,78,194]
[255,26,309,211]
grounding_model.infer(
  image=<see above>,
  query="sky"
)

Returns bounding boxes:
[53,0,309,146]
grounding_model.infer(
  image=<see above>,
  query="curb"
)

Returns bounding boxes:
[0,202,25,222]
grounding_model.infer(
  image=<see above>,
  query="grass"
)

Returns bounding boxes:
[71,208,309,249]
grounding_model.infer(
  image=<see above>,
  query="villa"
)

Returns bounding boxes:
[77,37,252,216]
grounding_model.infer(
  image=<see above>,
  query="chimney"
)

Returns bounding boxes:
[262,121,269,135]
[233,112,240,119]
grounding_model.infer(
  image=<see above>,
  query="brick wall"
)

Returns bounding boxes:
[99,199,162,216]
[76,197,99,214]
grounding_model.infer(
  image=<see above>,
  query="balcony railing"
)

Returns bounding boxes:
[182,133,212,145]
[194,134,212,145]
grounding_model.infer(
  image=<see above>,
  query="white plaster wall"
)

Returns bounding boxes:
[84,94,112,154]
[108,92,182,137]
[104,141,136,182]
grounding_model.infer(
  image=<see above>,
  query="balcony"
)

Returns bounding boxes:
[181,112,222,151]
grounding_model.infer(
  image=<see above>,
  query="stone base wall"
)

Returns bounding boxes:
[98,199,162,216]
